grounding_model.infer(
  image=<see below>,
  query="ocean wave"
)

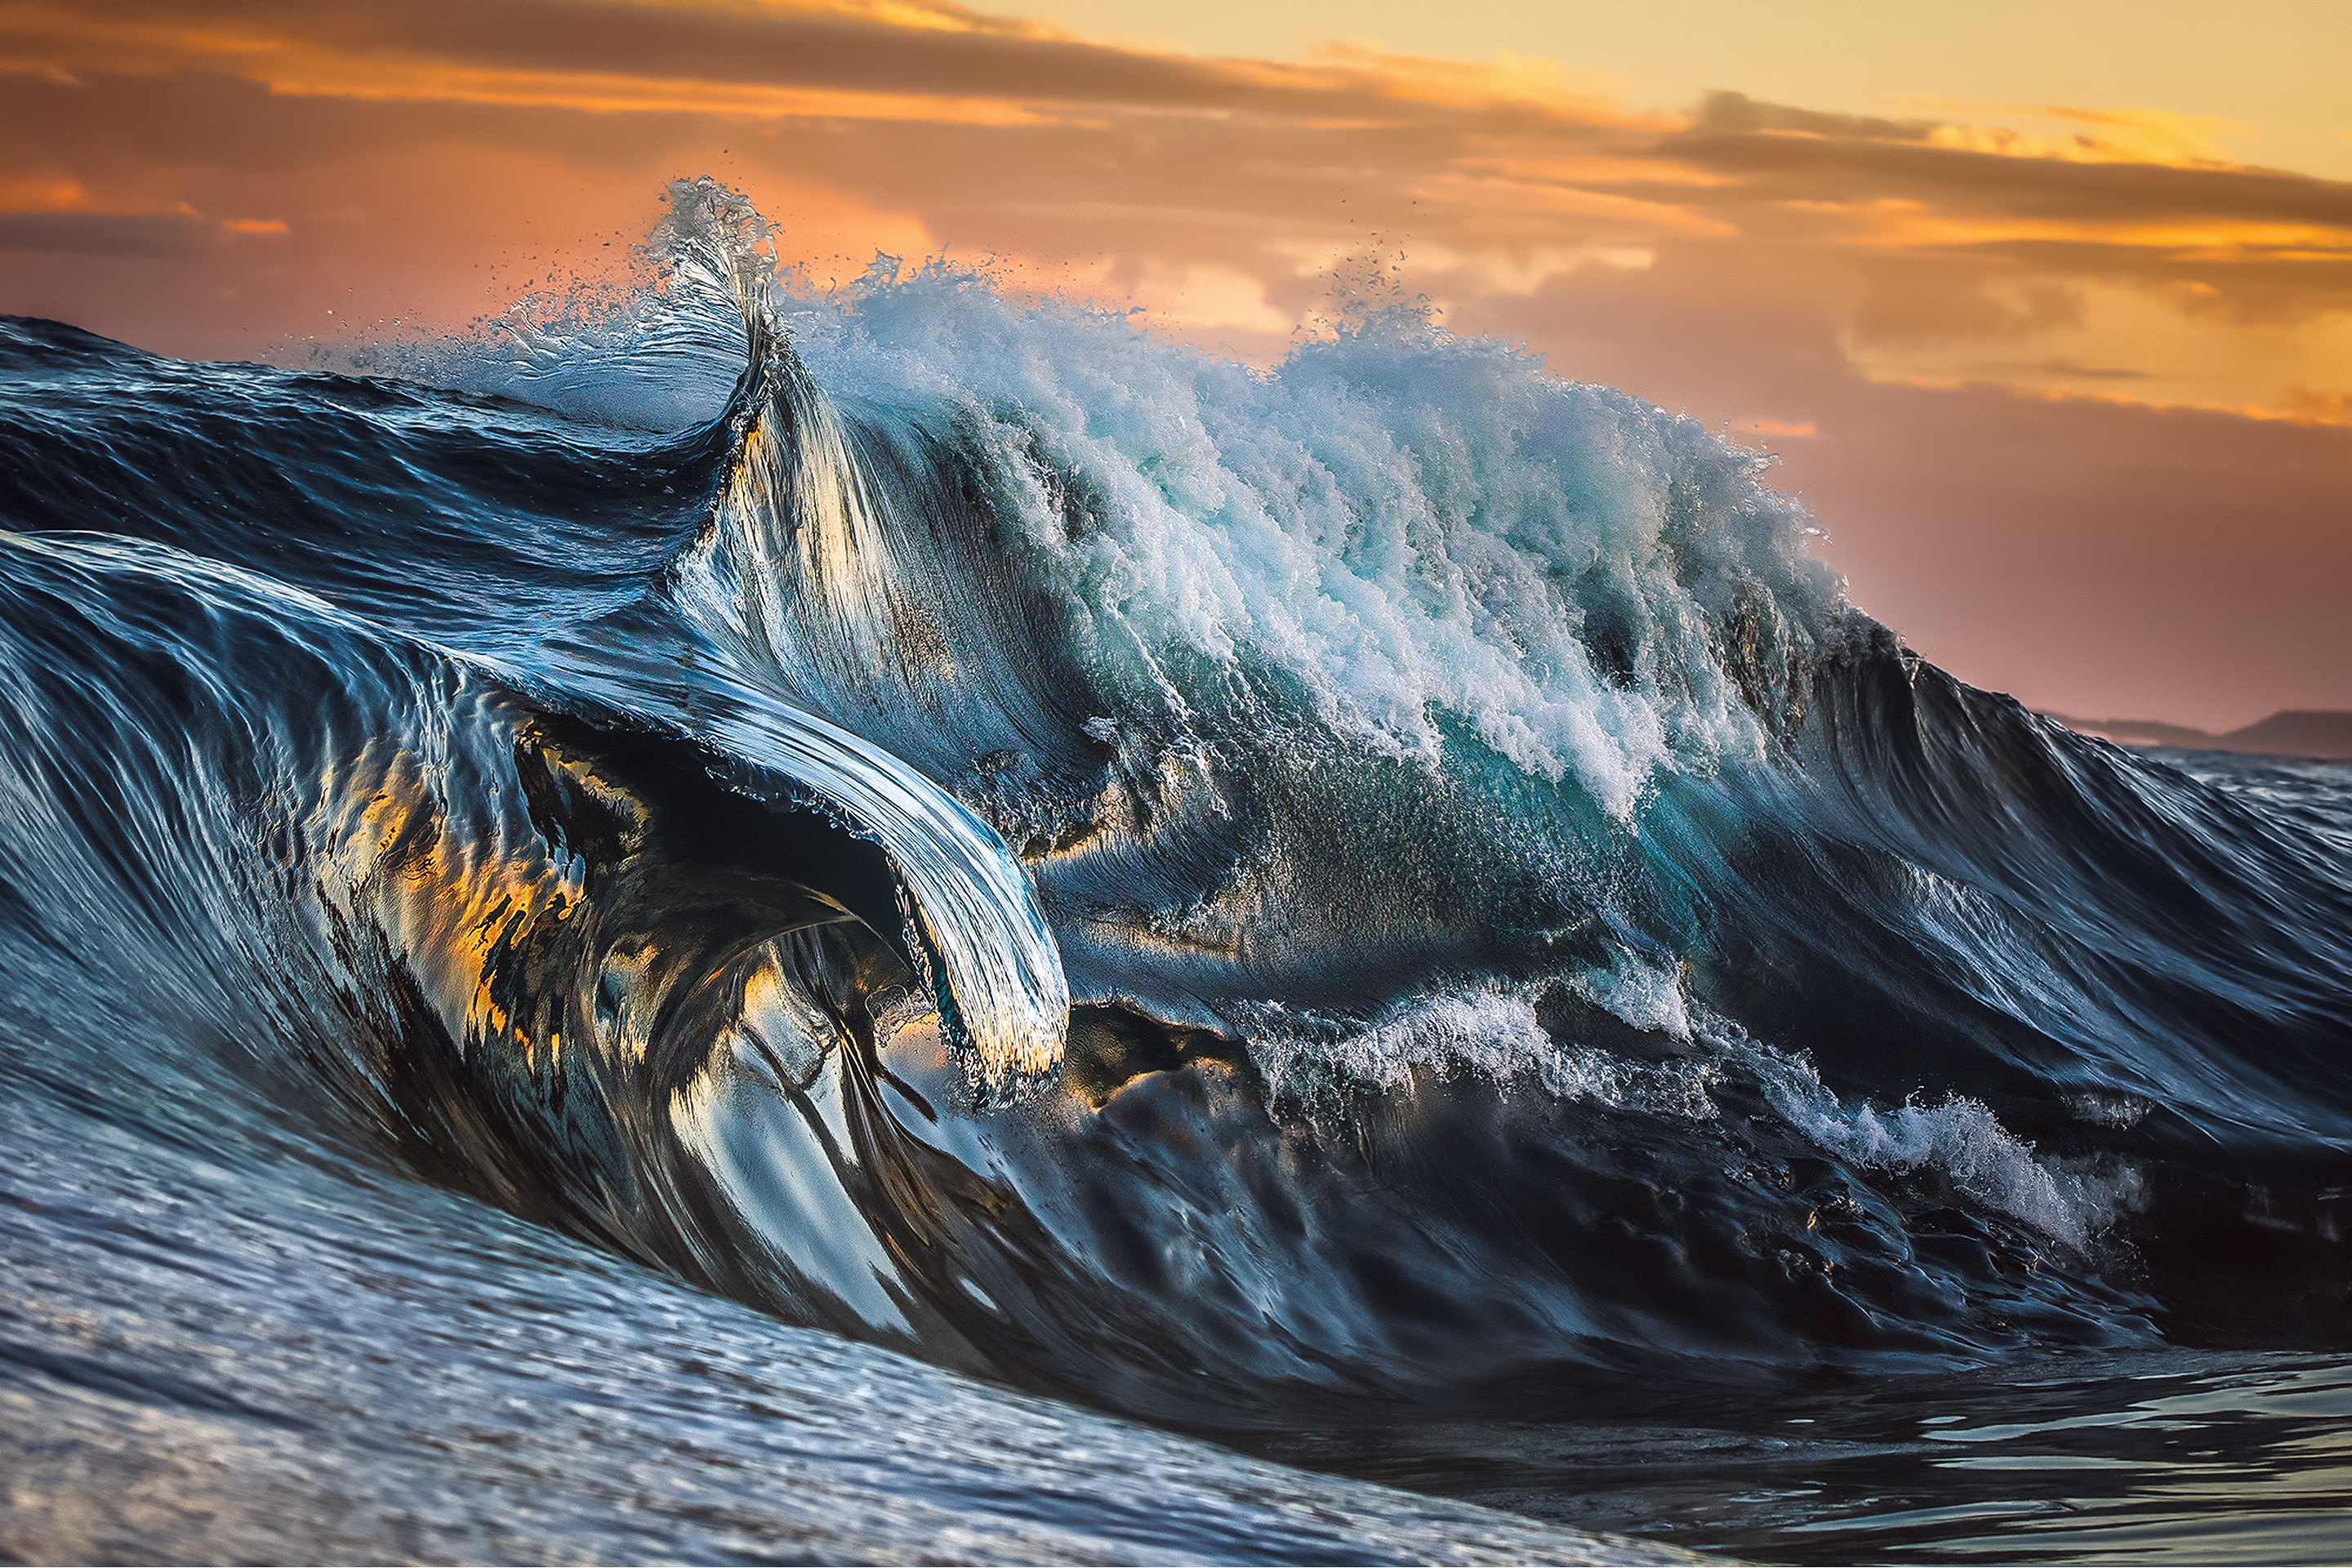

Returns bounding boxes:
[2,180,2349,1537]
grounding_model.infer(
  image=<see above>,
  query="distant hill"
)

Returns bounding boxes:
[2048,709,2352,761]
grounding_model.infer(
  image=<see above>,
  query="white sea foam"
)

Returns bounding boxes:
[1570,951,1695,1040]
[1740,1036,2143,1251]
[1242,986,1720,1122]
[778,269,1834,818]
[1246,969,2136,1252]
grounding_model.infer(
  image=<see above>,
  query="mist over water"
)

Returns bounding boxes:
[2,178,2348,1562]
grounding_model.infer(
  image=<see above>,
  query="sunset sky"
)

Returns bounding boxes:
[2,0,2347,729]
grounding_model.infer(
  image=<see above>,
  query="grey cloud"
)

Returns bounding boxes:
[0,210,212,256]
[1691,91,1936,144]
[1662,127,2352,228]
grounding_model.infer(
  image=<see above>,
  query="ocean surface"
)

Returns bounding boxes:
[2,180,2347,1564]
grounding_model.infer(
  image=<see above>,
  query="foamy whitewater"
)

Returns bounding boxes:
[3,179,2350,1562]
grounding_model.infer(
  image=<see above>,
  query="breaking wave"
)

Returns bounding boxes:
[3,177,2350,1555]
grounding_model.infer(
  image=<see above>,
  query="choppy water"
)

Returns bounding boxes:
[2,180,2346,1563]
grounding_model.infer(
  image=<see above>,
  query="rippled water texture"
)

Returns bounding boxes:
[2,181,2348,1561]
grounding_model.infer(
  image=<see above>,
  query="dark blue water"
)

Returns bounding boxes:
[2,181,2347,1562]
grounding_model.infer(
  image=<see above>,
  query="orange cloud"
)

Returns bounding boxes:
[2288,386,2352,426]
